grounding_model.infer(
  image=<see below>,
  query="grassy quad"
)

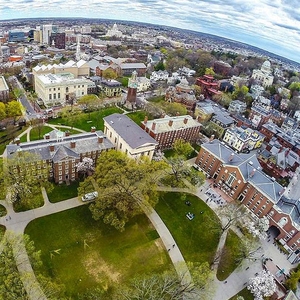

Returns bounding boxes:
[47,107,123,131]
[155,191,222,264]
[47,181,80,203]
[25,205,172,298]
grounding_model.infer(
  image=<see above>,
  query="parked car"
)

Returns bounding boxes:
[81,191,98,202]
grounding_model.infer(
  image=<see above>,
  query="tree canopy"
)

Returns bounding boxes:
[102,68,118,80]
[88,150,167,231]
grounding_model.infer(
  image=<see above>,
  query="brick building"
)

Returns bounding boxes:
[141,115,201,150]
[196,75,221,99]
[6,128,114,184]
[195,139,300,263]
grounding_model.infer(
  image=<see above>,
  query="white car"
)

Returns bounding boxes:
[81,191,98,202]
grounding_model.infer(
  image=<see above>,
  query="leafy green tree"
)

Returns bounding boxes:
[163,102,187,116]
[205,67,215,75]
[288,82,300,93]
[6,100,23,124]
[102,69,117,81]
[0,102,7,121]
[154,60,165,71]
[88,150,167,231]
[232,85,249,100]
[78,94,100,119]
[173,139,194,158]
[59,106,82,129]
[4,151,52,207]
[285,268,300,291]
[12,88,24,99]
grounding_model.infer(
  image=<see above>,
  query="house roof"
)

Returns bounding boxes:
[6,130,114,162]
[120,63,146,69]
[104,113,158,149]
[202,139,283,203]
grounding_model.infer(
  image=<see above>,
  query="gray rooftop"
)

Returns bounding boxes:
[104,113,158,149]
[202,139,283,203]
[6,130,114,161]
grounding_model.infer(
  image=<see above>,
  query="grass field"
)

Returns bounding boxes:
[47,181,80,203]
[48,107,123,132]
[126,111,153,125]
[229,287,254,300]
[25,205,172,298]
[217,229,241,280]
[29,126,54,141]
[155,191,221,264]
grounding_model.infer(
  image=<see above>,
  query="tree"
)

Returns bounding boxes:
[0,102,6,121]
[78,94,99,119]
[115,263,213,300]
[88,150,167,231]
[208,204,246,233]
[4,151,52,207]
[285,267,300,291]
[234,237,261,265]
[232,85,249,101]
[59,106,82,129]
[247,270,276,300]
[102,68,117,81]
[6,100,23,124]
[173,139,194,158]
[30,118,45,140]
[205,67,215,75]
[76,157,95,179]
[244,216,269,240]
[162,102,187,116]
[154,60,165,71]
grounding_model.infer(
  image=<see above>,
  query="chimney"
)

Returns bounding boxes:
[65,131,70,137]
[98,136,103,143]
[15,138,20,145]
[250,168,256,177]
[152,122,156,130]
[183,117,188,124]
[168,120,173,127]
[144,116,148,124]
[45,133,50,140]
[91,126,96,133]
[228,153,234,162]
[70,141,76,148]
[49,144,55,152]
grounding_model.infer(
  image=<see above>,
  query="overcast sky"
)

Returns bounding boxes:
[0,0,299,63]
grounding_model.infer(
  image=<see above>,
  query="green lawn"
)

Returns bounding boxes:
[0,225,5,241]
[229,287,254,300]
[217,229,242,280]
[48,107,123,132]
[126,110,153,125]
[25,206,172,299]
[29,126,54,141]
[155,192,221,264]
[47,181,80,203]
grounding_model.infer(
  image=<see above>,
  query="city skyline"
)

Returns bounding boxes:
[0,0,299,63]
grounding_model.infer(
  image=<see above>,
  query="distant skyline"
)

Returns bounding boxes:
[0,0,299,63]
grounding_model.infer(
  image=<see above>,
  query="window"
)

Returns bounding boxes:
[120,143,122,149]
[226,172,236,187]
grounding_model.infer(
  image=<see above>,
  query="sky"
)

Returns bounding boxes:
[0,0,299,63]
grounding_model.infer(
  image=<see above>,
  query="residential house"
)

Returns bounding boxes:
[194,139,300,264]
[98,79,122,98]
[208,112,236,139]
[165,78,197,114]
[223,126,265,152]
[6,128,114,184]
[228,100,247,115]
[196,75,221,99]
[150,70,169,81]
[141,115,201,150]
[103,113,158,160]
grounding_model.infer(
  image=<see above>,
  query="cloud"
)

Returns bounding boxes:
[0,0,299,62]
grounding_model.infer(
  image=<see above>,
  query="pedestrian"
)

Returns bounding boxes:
[172,244,175,248]
[168,249,170,252]
[9,216,11,220]
[246,267,249,270]
[224,281,227,284]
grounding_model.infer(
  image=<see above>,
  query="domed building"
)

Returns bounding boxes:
[251,60,274,88]
[106,23,123,38]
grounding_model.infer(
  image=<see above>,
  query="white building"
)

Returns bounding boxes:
[103,113,158,160]
[105,23,123,38]
[35,73,95,107]
[228,100,247,115]
[42,24,52,45]
[251,60,274,88]
[150,70,169,81]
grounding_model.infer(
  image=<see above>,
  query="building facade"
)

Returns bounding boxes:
[195,139,300,263]
[6,128,114,184]
[103,113,158,160]
[141,115,201,150]
[0,76,9,102]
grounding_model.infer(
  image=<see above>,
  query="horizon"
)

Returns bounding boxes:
[0,0,299,64]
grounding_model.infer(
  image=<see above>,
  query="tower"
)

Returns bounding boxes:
[126,71,138,104]
[76,34,81,61]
